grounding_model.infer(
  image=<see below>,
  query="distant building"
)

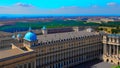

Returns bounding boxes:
[86,28,94,32]
[87,19,101,23]
[98,27,116,34]
[100,18,114,23]
[87,18,114,23]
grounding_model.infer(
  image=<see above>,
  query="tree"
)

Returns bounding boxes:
[112,66,120,68]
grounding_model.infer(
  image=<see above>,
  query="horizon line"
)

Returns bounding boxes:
[0,14,120,17]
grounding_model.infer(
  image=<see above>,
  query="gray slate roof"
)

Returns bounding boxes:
[37,31,98,43]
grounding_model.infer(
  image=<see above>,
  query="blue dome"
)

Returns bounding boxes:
[17,34,22,38]
[24,31,37,41]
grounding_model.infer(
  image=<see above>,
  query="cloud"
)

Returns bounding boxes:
[0,6,4,8]
[0,5,120,15]
[0,6,7,8]
[107,2,117,6]
[52,6,120,14]
[15,2,33,7]
[92,5,98,8]
[61,6,81,10]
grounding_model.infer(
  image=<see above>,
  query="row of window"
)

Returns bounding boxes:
[37,42,102,55]
[36,44,102,65]
[36,51,101,68]
[16,62,35,68]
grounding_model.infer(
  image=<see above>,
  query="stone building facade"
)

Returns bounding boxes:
[103,34,120,65]
[0,27,103,68]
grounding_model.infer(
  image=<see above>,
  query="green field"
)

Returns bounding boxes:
[0,20,99,32]
[0,20,119,33]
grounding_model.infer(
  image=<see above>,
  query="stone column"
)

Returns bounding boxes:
[104,44,106,54]
[108,45,110,55]
[31,62,33,68]
[22,65,24,68]
[117,46,119,57]
[26,63,28,68]
[113,45,115,55]
[106,44,108,55]
[107,44,109,55]
[109,45,111,56]
[35,60,36,68]
[115,46,117,55]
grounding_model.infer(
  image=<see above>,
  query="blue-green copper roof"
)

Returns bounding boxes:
[12,35,15,39]
[17,34,22,38]
[24,27,37,42]
[42,26,46,30]
[24,31,37,41]
[108,34,120,38]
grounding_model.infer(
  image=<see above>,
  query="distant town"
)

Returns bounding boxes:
[0,16,119,34]
[0,16,120,24]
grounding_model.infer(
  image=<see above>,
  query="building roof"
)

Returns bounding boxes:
[37,30,98,43]
[0,46,34,62]
[0,31,12,38]
[0,37,13,41]
[17,34,22,38]
[0,48,23,60]
[108,34,120,38]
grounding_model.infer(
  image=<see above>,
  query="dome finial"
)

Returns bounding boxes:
[29,27,32,31]
[42,26,46,30]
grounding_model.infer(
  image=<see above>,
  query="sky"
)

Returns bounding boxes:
[0,0,120,15]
